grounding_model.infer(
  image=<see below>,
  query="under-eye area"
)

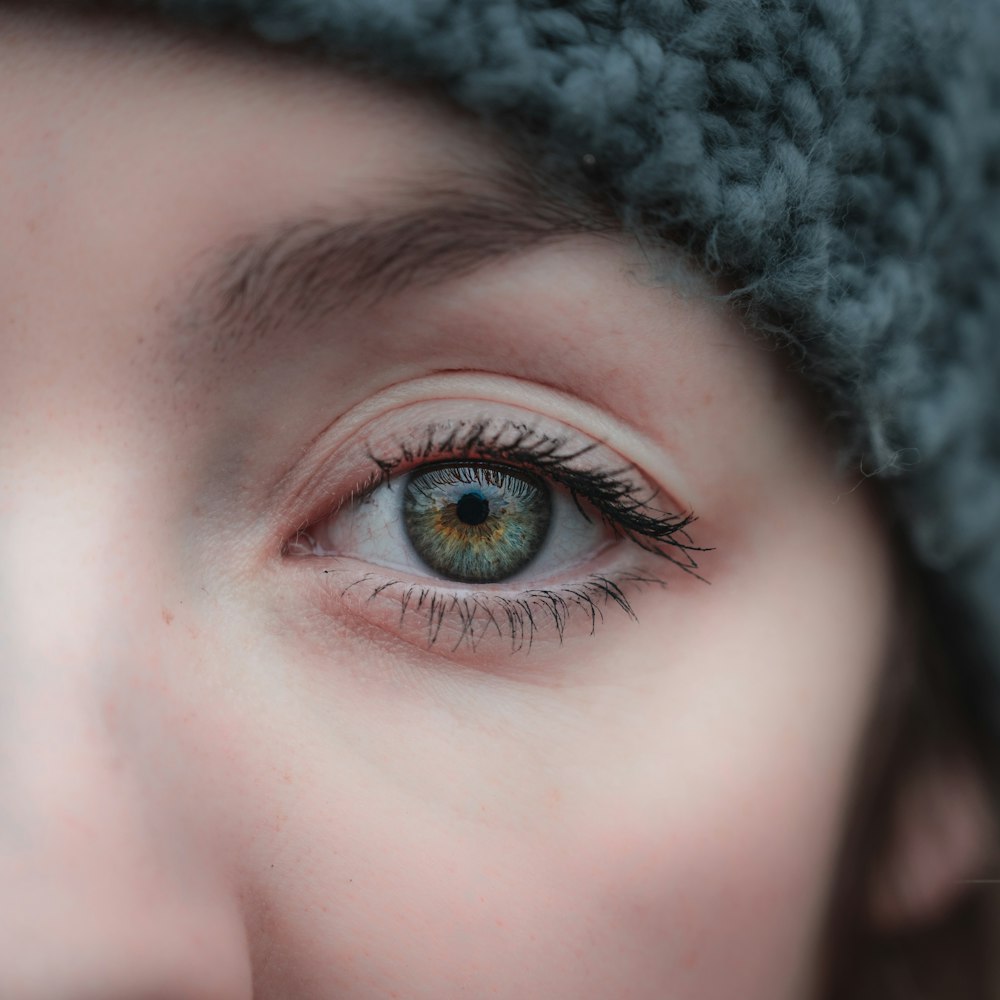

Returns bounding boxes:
[282,405,710,654]
[325,565,668,654]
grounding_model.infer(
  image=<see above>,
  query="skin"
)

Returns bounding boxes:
[0,7,900,1000]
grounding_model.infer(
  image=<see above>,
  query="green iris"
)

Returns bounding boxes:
[403,462,551,583]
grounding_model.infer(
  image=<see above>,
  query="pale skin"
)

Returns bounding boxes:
[0,6,988,1000]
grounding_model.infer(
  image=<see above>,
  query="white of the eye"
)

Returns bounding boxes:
[316,471,608,584]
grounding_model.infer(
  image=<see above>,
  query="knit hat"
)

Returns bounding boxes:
[138,0,1000,751]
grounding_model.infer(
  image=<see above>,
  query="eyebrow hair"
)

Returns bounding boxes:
[171,165,619,362]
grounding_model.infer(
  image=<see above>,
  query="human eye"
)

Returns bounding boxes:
[281,394,709,657]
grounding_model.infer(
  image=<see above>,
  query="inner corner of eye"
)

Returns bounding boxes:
[283,530,316,557]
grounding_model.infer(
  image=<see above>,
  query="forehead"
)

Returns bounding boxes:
[0,0,805,483]
[0,3,509,208]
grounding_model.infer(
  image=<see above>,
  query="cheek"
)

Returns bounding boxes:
[218,727,836,1000]
[166,466,891,1000]
[192,641,860,1000]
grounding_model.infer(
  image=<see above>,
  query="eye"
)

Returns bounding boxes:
[299,458,609,585]
[283,407,708,655]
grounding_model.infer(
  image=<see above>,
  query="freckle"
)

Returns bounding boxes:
[681,945,701,969]
[161,607,174,626]
[702,391,714,405]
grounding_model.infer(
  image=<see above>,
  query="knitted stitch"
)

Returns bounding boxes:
[137,0,1000,745]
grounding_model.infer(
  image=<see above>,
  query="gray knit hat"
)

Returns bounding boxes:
[139,0,1000,747]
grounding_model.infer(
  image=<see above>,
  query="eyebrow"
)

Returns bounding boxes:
[170,167,617,362]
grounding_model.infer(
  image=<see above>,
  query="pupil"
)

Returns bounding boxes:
[456,491,490,526]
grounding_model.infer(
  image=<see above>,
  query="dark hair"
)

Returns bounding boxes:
[819,529,1000,999]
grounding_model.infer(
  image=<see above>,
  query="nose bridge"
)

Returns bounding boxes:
[0,720,253,999]
[0,439,145,729]
[0,426,183,844]
[0,449,253,999]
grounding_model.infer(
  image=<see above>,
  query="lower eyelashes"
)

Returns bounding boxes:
[318,564,668,655]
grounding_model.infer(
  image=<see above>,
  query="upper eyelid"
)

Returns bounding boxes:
[265,373,699,511]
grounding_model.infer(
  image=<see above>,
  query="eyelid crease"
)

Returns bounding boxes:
[266,372,700,528]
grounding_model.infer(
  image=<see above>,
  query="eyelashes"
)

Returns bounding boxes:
[358,418,707,577]
[329,568,669,653]
[286,410,710,655]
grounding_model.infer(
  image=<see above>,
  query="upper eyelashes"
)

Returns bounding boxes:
[362,418,708,577]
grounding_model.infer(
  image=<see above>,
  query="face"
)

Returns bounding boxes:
[0,8,896,1000]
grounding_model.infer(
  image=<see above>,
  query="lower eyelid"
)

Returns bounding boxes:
[290,554,668,661]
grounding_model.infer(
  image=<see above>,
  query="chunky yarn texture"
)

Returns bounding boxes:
[141,0,1000,741]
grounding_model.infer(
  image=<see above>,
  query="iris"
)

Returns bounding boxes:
[403,462,551,583]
